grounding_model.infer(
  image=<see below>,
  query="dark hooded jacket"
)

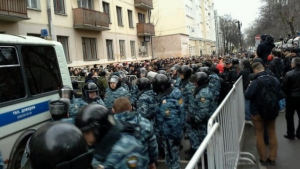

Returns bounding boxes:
[257,41,275,64]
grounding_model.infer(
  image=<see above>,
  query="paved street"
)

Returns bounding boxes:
[158,111,300,169]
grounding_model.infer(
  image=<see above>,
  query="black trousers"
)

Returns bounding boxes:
[285,97,300,136]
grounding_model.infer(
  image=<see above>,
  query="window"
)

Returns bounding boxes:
[0,47,25,103]
[27,0,39,9]
[54,0,65,14]
[103,2,110,23]
[82,38,97,61]
[21,46,63,95]
[128,10,133,28]
[138,13,145,23]
[130,41,136,58]
[106,40,114,60]
[77,0,93,9]
[57,36,70,62]
[140,42,148,57]
[116,6,123,26]
[119,40,126,59]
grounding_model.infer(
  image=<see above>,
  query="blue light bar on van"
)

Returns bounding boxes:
[0,101,50,127]
[41,29,48,37]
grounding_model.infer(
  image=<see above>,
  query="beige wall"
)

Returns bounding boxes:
[152,0,187,36]
[153,34,189,58]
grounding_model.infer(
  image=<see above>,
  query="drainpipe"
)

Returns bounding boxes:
[47,0,53,40]
[148,10,154,59]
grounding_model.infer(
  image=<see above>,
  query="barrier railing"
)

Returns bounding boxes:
[186,123,220,169]
[186,77,255,169]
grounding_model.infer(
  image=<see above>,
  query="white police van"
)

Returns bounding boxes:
[0,34,72,169]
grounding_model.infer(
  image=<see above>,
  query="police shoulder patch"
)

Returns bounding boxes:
[127,156,138,168]
[165,109,170,116]
[178,98,183,105]
[200,98,206,103]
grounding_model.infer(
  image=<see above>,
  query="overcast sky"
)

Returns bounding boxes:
[214,0,262,32]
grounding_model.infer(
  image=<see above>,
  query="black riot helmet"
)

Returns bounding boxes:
[191,64,199,73]
[83,82,99,99]
[157,70,167,75]
[232,59,239,65]
[152,74,171,93]
[49,98,70,120]
[189,72,209,86]
[136,77,151,91]
[197,67,210,75]
[27,122,93,169]
[75,104,115,142]
[59,85,74,100]
[178,65,192,79]
[137,68,148,78]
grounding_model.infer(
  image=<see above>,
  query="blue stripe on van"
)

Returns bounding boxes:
[0,101,50,127]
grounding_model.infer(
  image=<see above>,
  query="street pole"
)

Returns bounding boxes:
[236,21,242,53]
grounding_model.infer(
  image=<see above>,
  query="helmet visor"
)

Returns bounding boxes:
[61,88,72,99]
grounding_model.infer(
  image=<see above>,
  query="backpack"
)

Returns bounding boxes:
[256,76,279,120]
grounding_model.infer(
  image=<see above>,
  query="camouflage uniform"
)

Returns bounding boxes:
[131,85,139,104]
[179,78,195,148]
[136,89,157,120]
[67,96,85,118]
[187,84,214,150]
[154,87,184,169]
[91,121,148,169]
[114,111,158,165]
[171,77,181,88]
[209,74,221,111]
[52,117,75,124]
[97,76,108,99]
[104,87,131,109]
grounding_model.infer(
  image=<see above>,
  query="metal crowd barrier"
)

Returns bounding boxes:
[186,77,255,169]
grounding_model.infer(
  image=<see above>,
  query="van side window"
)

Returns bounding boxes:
[22,46,63,95]
[0,47,26,103]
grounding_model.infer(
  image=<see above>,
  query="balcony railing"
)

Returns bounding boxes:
[73,8,110,31]
[0,0,29,21]
[137,23,155,36]
[134,0,153,10]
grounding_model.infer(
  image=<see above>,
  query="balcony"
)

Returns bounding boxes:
[134,0,153,10]
[0,0,29,21]
[73,8,110,31]
[137,23,155,36]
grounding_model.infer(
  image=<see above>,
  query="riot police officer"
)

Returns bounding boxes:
[59,85,83,118]
[186,72,214,160]
[21,122,93,169]
[177,65,195,155]
[49,98,74,124]
[135,77,157,120]
[75,104,147,168]
[81,82,106,106]
[152,74,184,169]
[104,75,131,109]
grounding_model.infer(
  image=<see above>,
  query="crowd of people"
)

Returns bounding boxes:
[7,34,300,169]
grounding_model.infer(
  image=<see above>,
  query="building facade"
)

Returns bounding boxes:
[214,10,223,54]
[152,0,216,59]
[0,0,155,67]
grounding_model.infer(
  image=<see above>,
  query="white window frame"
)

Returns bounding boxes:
[77,0,94,9]
[116,6,123,26]
[27,0,40,9]
[82,37,98,61]
[106,39,114,60]
[128,10,133,28]
[119,40,126,59]
[130,41,136,58]
[54,0,66,14]
[57,36,70,62]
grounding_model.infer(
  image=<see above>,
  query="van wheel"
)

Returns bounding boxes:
[10,142,26,169]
